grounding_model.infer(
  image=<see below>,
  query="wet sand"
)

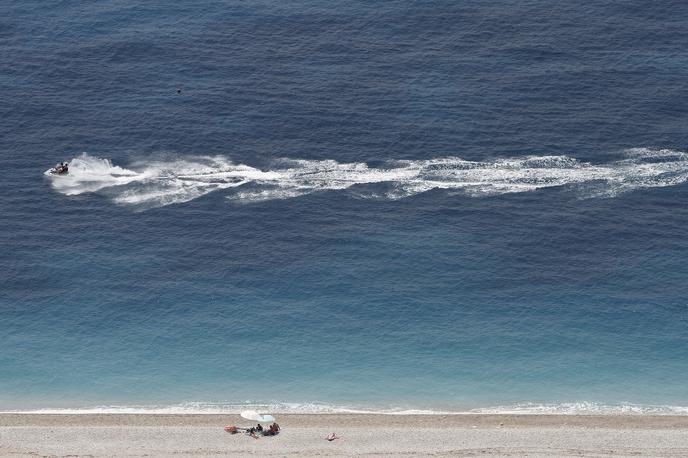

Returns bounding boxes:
[1,414,688,457]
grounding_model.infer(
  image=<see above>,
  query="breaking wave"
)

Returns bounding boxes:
[5,401,688,415]
[470,402,688,416]
[45,148,688,209]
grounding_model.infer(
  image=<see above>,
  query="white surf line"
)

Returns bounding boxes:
[5,401,688,415]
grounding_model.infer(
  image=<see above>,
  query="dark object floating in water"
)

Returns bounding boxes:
[49,162,69,174]
[176,87,182,94]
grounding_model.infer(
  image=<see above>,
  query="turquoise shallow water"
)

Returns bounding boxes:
[2,1,688,413]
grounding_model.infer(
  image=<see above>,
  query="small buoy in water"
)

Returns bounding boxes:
[176,87,182,94]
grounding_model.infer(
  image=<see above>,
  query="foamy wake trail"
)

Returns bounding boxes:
[45,149,688,209]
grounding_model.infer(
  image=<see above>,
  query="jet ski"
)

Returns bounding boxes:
[49,162,69,174]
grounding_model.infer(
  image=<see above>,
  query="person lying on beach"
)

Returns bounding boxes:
[325,433,340,441]
[247,427,259,439]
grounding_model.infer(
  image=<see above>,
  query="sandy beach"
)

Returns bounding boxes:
[1,414,687,457]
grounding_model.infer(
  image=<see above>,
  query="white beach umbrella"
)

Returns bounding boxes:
[241,410,275,423]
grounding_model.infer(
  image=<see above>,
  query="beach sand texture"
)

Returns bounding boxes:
[1,414,688,457]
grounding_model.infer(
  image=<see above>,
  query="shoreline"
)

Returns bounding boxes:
[3,414,688,457]
[3,401,686,416]
[3,413,688,428]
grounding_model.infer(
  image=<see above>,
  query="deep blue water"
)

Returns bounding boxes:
[2,1,688,413]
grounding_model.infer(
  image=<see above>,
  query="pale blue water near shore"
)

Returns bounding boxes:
[2,1,688,414]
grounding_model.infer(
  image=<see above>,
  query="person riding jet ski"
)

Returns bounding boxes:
[50,162,69,174]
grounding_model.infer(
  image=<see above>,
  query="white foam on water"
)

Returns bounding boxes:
[0,402,438,415]
[4,401,688,415]
[470,402,688,416]
[44,154,146,195]
[45,149,688,209]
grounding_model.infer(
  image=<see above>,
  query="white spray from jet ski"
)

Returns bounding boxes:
[45,149,688,209]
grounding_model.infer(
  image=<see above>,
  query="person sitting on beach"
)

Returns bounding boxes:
[247,427,258,439]
[325,432,340,441]
[256,423,263,432]
[264,423,280,436]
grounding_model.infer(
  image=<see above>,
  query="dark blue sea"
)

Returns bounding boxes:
[2,1,688,414]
